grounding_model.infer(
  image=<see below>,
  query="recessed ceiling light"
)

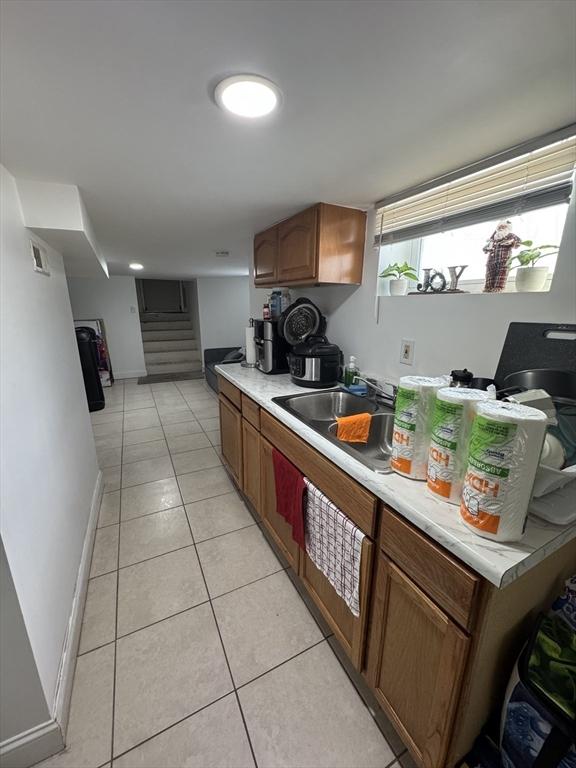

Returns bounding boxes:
[214,75,280,118]
[129,263,144,270]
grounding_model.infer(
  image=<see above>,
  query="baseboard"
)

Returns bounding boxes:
[114,370,148,380]
[0,720,63,768]
[52,470,103,738]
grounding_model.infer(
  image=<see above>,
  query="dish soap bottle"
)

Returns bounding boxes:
[344,355,359,387]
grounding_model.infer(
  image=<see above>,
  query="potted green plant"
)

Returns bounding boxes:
[509,241,558,292]
[379,261,419,296]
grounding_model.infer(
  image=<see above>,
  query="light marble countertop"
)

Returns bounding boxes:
[216,363,576,589]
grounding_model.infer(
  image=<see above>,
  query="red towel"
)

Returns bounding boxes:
[272,448,306,548]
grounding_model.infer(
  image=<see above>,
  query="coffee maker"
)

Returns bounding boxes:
[253,319,290,374]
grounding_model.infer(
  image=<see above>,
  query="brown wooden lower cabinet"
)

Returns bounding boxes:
[242,418,260,516]
[259,437,300,570]
[219,395,242,487]
[215,376,576,768]
[366,552,470,768]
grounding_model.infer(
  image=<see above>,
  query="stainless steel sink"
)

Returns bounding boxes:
[277,390,379,422]
[272,389,395,473]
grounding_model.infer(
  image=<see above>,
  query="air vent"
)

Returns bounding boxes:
[30,240,50,275]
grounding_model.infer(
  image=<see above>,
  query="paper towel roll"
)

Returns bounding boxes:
[245,326,256,366]
[460,401,547,542]
[391,375,448,480]
[427,388,492,505]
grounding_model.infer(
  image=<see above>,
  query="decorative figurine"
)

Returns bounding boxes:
[415,265,468,293]
[448,265,468,290]
[417,268,446,293]
[483,220,521,293]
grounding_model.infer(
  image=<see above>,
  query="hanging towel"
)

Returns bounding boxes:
[336,412,372,443]
[272,449,306,548]
[303,479,365,616]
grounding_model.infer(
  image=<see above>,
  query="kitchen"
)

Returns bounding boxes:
[216,192,576,768]
[1,2,575,768]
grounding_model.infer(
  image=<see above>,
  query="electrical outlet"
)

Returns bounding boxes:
[400,339,415,365]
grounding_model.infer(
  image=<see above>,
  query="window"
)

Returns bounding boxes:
[378,202,569,294]
[375,131,575,295]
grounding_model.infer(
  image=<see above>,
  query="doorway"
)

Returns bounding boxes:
[137,279,186,314]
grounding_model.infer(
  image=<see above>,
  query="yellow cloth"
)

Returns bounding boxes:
[336,412,372,443]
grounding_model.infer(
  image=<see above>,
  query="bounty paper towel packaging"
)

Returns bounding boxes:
[391,376,448,480]
[427,388,493,504]
[460,401,547,542]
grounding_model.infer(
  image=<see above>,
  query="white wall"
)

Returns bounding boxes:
[67,276,147,378]
[0,166,100,716]
[0,541,51,743]
[250,199,576,383]
[196,277,250,354]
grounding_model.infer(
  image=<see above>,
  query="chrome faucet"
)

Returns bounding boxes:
[356,376,397,408]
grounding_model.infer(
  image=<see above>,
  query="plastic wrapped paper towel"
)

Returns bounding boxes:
[391,376,448,480]
[427,388,493,505]
[245,326,256,366]
[460,401,547,542]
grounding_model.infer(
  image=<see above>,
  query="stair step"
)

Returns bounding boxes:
[140,321,193,331]
[141,329,196,341]
[141,312,190,322]
[143,339,198,352]
[146,360,203,375]
[144,350,201,363]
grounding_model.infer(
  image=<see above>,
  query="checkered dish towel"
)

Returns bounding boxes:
[304,478,365,617]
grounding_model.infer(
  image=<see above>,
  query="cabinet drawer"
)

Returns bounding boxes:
[379,506,480,630]
[217,374,241,410]
[260,411,377,536]
[241,393,260,430]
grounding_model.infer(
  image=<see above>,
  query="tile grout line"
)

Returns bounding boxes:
[177,461,261,768]
[109,379,125,765]
[110,690,234,764]
[234,637,328,693]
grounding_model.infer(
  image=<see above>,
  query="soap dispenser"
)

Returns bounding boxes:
[344,355,359,387]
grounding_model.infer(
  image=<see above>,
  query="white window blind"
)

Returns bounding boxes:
[375,134,576,245]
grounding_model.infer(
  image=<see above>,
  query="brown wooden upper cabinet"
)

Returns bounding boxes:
[253,203,366,287]
[254,226,278,285]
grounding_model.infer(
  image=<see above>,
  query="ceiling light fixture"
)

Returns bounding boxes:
[214,75,280,118]
[129,263,144,270]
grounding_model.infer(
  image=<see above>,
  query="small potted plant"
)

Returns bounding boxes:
[379,261,419,296]
[509,241,558,292]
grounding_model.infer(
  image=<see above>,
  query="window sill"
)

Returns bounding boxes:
[377,276,553,297]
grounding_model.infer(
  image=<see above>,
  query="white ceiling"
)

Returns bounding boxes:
[1,0,575,279]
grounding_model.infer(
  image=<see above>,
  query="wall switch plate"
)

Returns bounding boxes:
[400,339,415,365]
[130,306,137,313]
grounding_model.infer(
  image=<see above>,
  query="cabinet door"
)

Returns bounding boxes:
[299,539,373,669]
[366,554,470,768]
[259,438,299,570]
[219,395,243,487]
[277,206,318,283]
[254,226,278,285]
[242,418,260,516]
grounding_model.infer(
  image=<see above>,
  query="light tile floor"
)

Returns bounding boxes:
[38,377,410,768]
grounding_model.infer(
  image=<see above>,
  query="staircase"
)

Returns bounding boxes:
[140,312,202,376]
